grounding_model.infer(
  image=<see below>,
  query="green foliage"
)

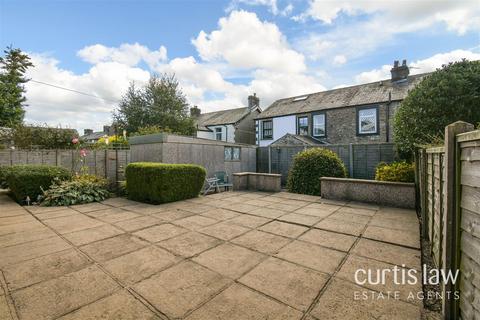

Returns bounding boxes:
[40,175,110,206]
[126,162,206,204]
[93,135,129,149]
[131,125,173,136]
[113,74,195,136]
[375,161,415,183]
[7,123,78,149]
[0,46,34,127]
[0,165,13,189]
[7,165,72,203]
[287,148,347,195]
[394,60,480,157]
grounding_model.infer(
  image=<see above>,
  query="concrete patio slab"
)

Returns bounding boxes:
[3,248,91,291]
[134,261,231,319]
[103,246,178,284]
[275,240,346,274]
[258,221,308,238]
[11,265,119,320]
[198,221,250,240]
[63,224,124,246]
[231,230,291,254]
[299,229,357,252]
[133,224,189,243]
[158,231,221,257]
[239,257,329,311]
[185,284,302,320]
[193,243,265,278]
[57,290,160,320]
[352,238,421,269]
[80,234,148,262]
[310,278,421,320]
[0,191,425,319]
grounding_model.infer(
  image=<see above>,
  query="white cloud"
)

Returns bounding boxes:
[296,0,480,62]
[333,55,347,65]
[192,10,306,73]
[24,53,150,132]
[77,43,167,69]
[227,0,293,16]
[354,49,480,83]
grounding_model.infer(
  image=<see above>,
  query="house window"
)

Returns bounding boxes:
[313,113,326,137]
[224,147,241,161]
[262,120,273,140]
[358,107,378,134]
[297,116,308,135]
[215,127,222,140]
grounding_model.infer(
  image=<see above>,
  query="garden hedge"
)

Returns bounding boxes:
[375,161,415,183]
[125,162,206,204]
[0,165,13,189]
[287,148,347,195]
[7,165,72,203]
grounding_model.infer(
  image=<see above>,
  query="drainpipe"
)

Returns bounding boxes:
[386,91,392,142]
[224,125,228,142]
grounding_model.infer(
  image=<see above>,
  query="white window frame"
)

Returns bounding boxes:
[357,107,378,135]
[313,113,326,137]
[215,127,222,140]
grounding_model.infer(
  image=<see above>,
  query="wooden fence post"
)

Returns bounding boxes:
[442,121,473,319]
[349,143,354,177]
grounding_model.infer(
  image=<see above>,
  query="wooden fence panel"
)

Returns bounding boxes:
[0,149,130,183]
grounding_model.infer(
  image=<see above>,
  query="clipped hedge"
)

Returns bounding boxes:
[125,162,206,204]
[375,161,415,183]
[287,148,347,196]
[0,166,13,189]
[7,165,72,203]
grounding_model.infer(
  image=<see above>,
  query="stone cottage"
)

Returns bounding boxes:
[255,61,428,146]
[193,94,261,145]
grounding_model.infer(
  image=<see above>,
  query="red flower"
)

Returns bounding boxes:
[80,149,87,157]
[72,138,79,144]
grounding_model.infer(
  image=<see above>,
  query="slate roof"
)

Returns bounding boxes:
[81,131,107,141]
[256,73,428,120]
[270,133,327,146]
[195,107,251,131]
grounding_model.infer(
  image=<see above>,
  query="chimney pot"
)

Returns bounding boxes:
[248,93,260,110]
[391,59,409,82]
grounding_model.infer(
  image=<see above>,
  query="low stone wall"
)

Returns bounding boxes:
[320,177,415,209]
[233,172,281,192]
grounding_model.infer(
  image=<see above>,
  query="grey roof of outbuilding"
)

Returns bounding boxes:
[255,73,428,120]
[195,107,251,131]
[80,132,107,141]
[270,133,327,146]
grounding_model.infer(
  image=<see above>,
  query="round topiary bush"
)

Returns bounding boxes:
[287,148,347,195]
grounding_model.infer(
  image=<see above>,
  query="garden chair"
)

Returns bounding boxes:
[214,171,233,191]
[204,177,220,195]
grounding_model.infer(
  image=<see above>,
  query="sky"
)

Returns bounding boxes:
[1,0,479,133]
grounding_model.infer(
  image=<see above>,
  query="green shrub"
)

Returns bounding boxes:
[40,174,110,206]
[287,148,347,195]
[126,162,206,204]
[0,166,13,189]
[7,165,72,203]
[375,161,415,183]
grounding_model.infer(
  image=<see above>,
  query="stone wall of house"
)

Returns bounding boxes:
[234,109,260,145]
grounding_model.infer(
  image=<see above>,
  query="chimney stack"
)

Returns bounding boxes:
[390,59,409,82]
[248,93,260,110]
[190,106,201,117]
[84,129,93,135]
[103,125,111,134]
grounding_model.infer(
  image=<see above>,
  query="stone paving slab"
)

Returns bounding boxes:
[134,261,231,319]
[57,290,160,320]
[0,191,424,319]
[11,265,119,320]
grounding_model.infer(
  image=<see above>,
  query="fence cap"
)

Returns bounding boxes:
[233,172,282,177]
[320,177,415,187]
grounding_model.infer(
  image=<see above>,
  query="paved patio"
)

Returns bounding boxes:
[0,190,424,320]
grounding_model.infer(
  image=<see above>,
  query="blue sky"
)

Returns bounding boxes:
[1,0,479,132]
